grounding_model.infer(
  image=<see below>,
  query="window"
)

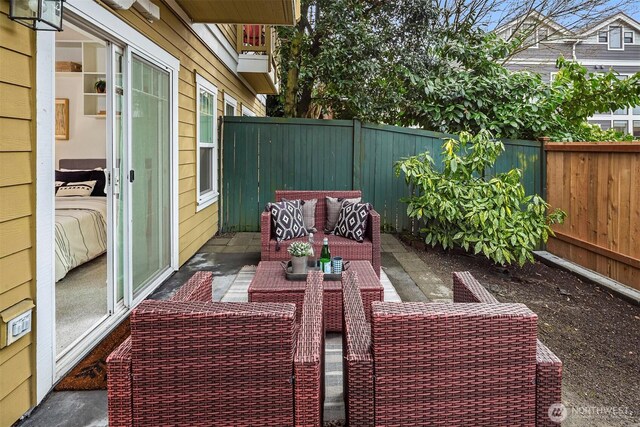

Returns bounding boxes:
[624,31,634,44]
[609,26,622,49]
[613,107,627,115]
[633,106,640,115]
[242,105,256,117]
[523,23,536,46]
[195,74,218,210]
[598,31,608,43]
[612,120,628,134]
[224,94,237,116]
[634,120,640,137]
[538,28,548,42]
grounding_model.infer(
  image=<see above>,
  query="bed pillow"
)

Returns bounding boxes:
[283,198,318,232]
[325,196,361,232]
[266,200,308,242]
[56,180,97,197]
[55,169,106,197]
[333,201,372,242]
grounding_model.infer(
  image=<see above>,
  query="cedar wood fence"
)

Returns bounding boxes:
[220,117,638,290]
[545,142,640,290]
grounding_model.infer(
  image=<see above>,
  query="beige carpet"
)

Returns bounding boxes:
[56,254,108,354]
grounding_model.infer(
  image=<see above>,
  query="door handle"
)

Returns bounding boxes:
[129,170,135,183]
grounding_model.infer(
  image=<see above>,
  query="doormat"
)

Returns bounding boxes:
[55,318,130,391]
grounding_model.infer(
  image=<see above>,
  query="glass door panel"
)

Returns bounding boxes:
[113,46,126,304]
[130,55,171,295]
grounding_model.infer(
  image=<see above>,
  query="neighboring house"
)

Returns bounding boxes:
[0,0,297,425]
[497,11,640,137]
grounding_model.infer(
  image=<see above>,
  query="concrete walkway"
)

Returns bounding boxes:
[18,233,444,427]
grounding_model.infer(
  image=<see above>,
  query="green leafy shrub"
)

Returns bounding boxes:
[394,130,566,266]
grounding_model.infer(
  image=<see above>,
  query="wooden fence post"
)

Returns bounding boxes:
[352,119,362,191]
[538,136,550,200]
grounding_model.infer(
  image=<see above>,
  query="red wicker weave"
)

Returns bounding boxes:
[106,337,132,427]
[294,271,325,427]
[452,270,499,304]
[343,271,540,426]
[342,271,374,427]
[248,260,383,332]
[452,271,563,427]
[169,270,214,302]
[261,190,381,277]
[535,340,563,427]
[107,271,325,427]
[107,271,214,426]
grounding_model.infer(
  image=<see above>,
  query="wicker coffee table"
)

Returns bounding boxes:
[248,260,384,332]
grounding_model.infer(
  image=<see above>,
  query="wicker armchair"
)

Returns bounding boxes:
[342,270,542,426]
[107,271,325,427]
[261,190,381,276]
[453,271,563,427]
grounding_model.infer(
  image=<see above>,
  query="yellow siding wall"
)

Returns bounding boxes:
[0,1,36,425]
[114,2,265,265]
[218,24,237,48]
[0,1,265,424]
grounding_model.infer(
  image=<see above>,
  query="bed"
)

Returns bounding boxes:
[55,159,108,282]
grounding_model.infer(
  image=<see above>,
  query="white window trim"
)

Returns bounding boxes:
[242,105,256,116]
[623,31,634,44]
[598,30,608,44]
[608,25,624,50]
[535,28,549,48]
[195,73,219,211]
[224,93,237,116]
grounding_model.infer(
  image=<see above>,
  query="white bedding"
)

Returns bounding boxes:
[55,196,107,282]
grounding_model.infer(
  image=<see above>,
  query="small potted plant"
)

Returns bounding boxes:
[288,242,312,274]
[95,79,106,94]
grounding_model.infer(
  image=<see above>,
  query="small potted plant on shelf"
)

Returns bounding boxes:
[288,242,312,274]
[95,79,106,94]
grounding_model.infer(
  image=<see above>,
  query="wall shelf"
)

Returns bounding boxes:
[55,40,107,117]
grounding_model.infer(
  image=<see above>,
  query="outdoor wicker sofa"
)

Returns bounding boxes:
[453,271,563,427]
[261,190,381,276]
[342,270,553,427]
[107,270,325,427]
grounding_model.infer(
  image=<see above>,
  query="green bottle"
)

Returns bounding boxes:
[320,237,331,274]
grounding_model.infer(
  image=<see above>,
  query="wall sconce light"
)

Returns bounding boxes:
[9,0,64,31]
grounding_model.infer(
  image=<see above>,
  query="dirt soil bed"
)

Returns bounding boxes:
[401,237,640,427]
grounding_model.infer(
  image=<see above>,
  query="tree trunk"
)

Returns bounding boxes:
[283,31,302,117]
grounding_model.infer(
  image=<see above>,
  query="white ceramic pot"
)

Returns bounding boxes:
[291,256,308,274]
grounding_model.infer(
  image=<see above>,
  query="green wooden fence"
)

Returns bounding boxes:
[220,117,543,232]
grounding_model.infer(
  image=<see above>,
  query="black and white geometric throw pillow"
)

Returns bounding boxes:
[267,200,308,242]
[55,180,97,197]
[333,201,372,242]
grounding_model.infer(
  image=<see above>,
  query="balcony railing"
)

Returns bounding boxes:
[236,25,279,94]
[237,25,274,54]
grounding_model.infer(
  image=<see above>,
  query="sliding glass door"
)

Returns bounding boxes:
[110,49,173,306]
[130,55,171,296]
[111,45,126,306]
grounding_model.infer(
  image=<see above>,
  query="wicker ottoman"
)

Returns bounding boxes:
[248,260,383,332]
